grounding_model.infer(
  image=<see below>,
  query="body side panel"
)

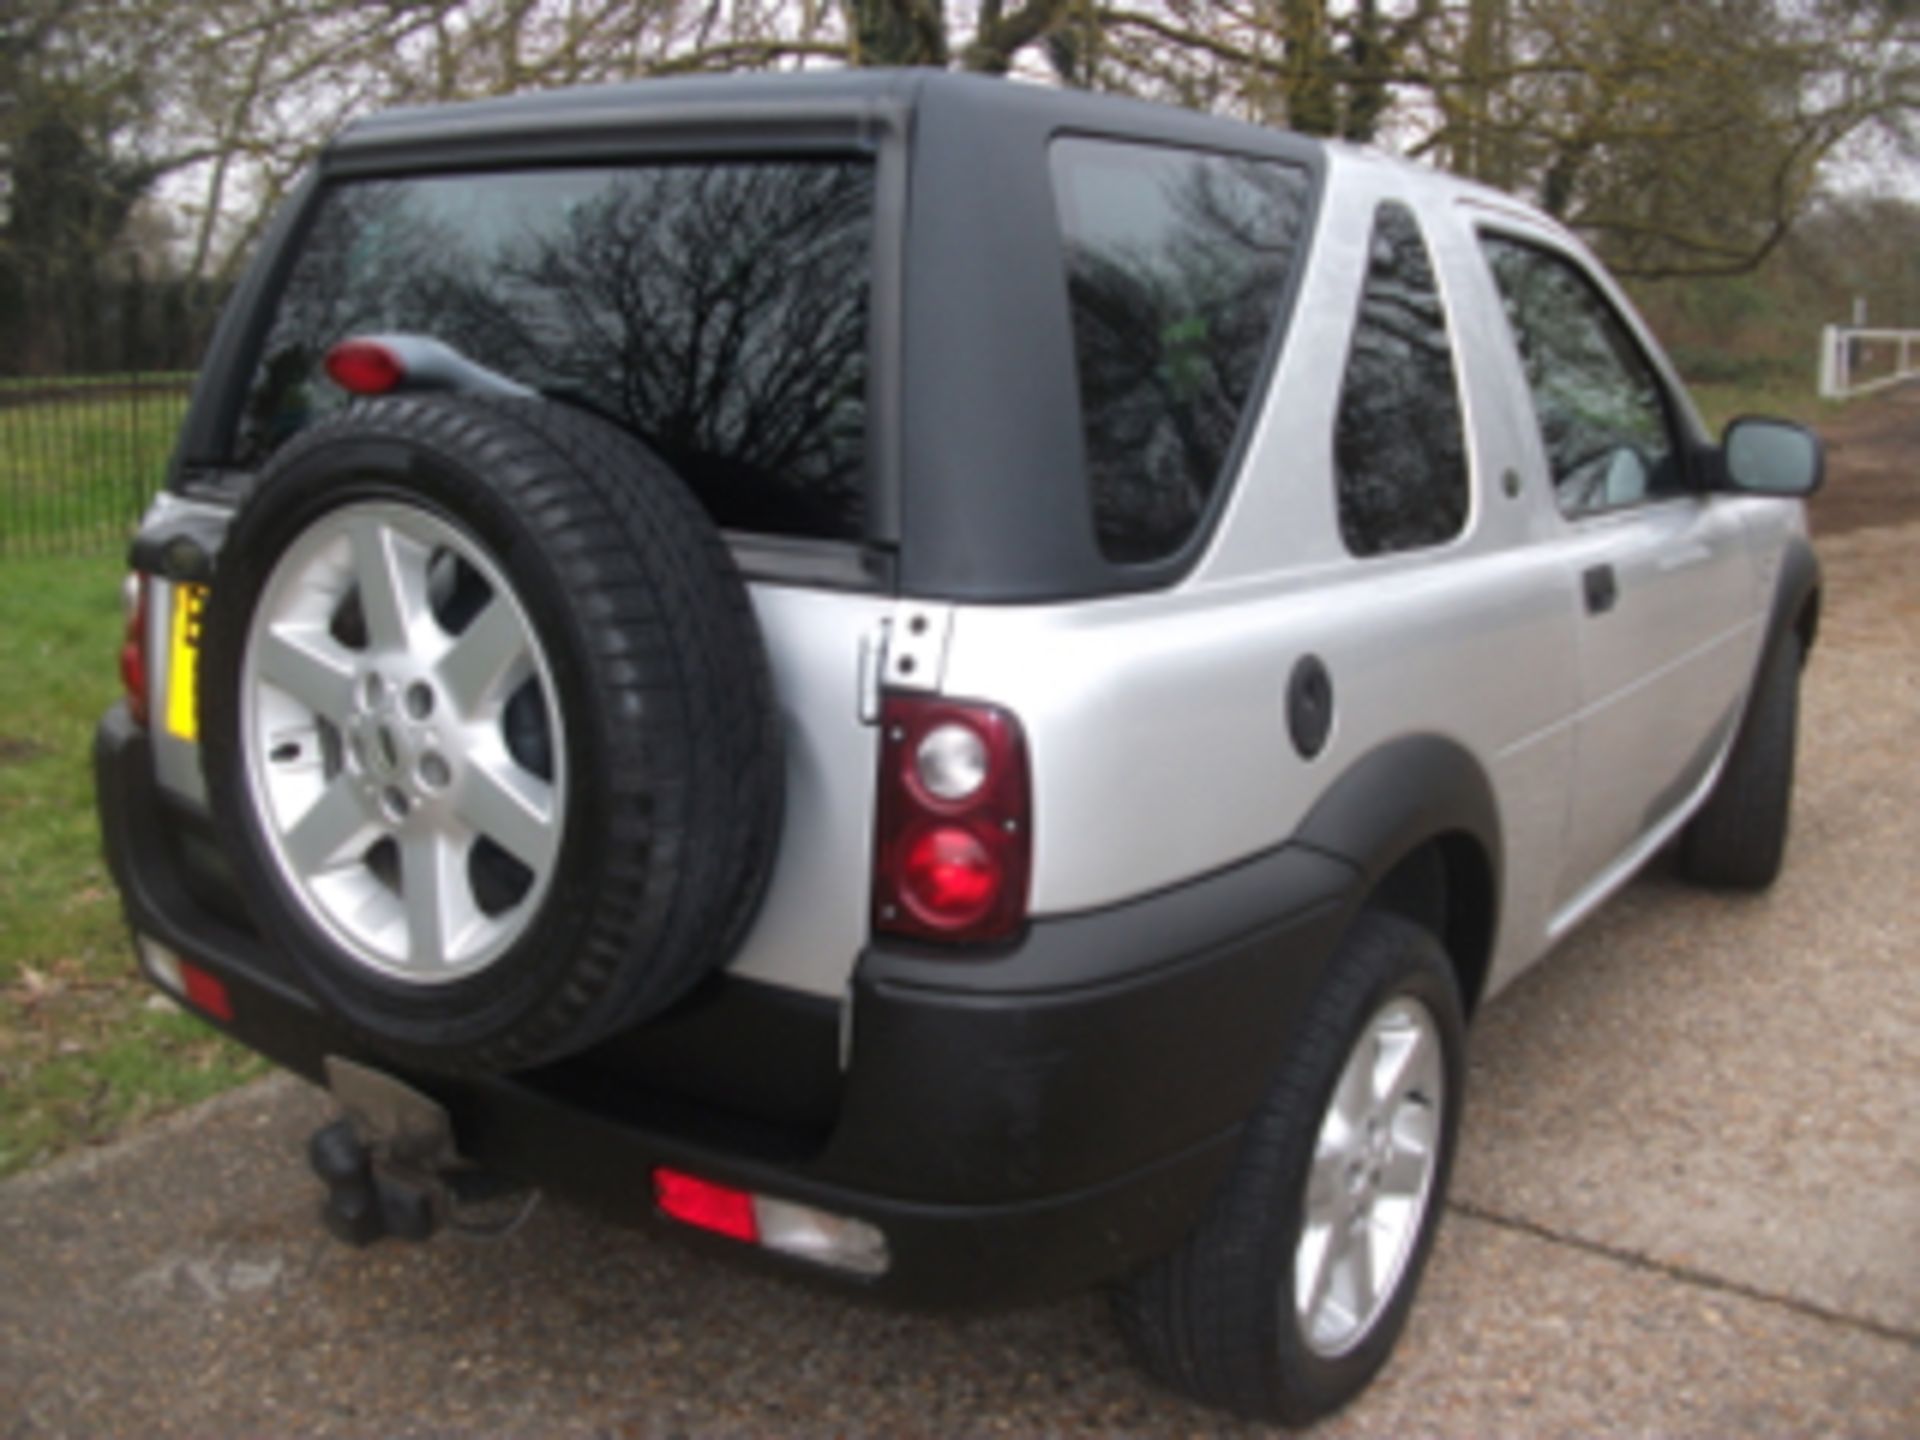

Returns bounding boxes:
[944,160,1582,955]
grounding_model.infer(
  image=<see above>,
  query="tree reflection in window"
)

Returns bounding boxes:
[1334,202,1469,557]
[1479,234,1679,518]
[239,161,875,542]
[1053,140,1310,564]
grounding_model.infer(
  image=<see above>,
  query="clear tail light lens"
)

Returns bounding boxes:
[873,695,1030,944]
[914,722,989,801]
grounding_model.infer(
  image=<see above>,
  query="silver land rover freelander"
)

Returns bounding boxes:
[95,71,1823,1423]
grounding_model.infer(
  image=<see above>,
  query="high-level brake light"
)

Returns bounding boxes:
[324,338,406,396]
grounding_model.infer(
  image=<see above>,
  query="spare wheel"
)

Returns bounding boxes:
[196,395,783,1073]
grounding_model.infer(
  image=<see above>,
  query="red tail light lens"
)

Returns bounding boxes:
[324,338,405,395]
[873,695,1031,944]
[903,826,1000,924]
[119,573,150,726]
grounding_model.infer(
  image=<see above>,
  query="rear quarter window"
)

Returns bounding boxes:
[238,160,875,542]
[1334,201,1470,556]
[1051,139,1310,564]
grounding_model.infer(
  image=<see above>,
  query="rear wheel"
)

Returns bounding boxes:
[199,396,783,1073]
[1114,911,1464,1424]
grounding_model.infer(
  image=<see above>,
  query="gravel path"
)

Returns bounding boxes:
[3,430,1916,1436]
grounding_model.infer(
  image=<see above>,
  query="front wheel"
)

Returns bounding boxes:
[1678,633,1803,890]
[1114,910,1465,1424]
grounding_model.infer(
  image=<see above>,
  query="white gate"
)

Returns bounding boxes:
[1818,325,1920,400]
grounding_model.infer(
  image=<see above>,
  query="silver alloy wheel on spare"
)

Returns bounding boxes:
[239,499,566,984]
[1292,995,1445,1358]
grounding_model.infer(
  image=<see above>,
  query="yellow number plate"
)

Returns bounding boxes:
[166,583,208,741]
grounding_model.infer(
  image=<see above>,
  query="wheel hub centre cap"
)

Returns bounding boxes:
[347,670,452,816]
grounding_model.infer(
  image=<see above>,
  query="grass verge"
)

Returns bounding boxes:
[0,554,261,1179]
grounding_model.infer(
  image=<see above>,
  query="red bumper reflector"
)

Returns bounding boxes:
[177,960,233,1022]
[654,1168,759,1242]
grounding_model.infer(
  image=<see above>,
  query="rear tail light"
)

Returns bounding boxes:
[324,338,406,396]
[119,573,150,726]
[872,695,1030,944]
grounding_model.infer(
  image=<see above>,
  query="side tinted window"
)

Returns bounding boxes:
[239,161,874,542]
[1334,203,1469,556]
[1052,139,1311,564]
[1480,234,1681,518]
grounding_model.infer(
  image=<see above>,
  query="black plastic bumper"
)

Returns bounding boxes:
[95,705,1359,1306]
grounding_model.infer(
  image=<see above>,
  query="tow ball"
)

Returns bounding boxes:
[308,1057,528,1246]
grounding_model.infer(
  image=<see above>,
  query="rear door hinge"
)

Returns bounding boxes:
[858,602,954,722]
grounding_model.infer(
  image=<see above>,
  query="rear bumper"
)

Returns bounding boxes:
[96,704,1358,1306]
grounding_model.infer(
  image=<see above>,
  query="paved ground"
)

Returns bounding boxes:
[3,403,1917,1436]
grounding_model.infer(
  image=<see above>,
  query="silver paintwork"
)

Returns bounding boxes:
[943,150,1776,1002]
[240,501,566,983]
[719,584,893,996]
[1294,995,1444,1357]
[141,146,1802,1011]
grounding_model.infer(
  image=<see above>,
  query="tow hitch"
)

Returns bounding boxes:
[308,1057,532,1246]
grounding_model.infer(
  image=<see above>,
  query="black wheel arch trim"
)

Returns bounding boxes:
[1293,733,1503,898]
[1765,533,1821,670]
[1290,733,1503,1013]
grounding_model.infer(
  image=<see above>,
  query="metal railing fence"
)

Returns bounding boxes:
[0,374,193,557]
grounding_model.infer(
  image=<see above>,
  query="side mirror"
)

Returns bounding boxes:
[1720,417,1824,497]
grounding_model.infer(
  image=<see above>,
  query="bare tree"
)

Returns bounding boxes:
[9,0,1916,311]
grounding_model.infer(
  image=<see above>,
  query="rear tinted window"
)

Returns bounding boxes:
[1334,202,1470,556]
[239,160,875,541]
[1051,139,1310,564]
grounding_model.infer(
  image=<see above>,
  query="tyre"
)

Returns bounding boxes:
[1113,910,1465,1425]
[198,395,783,1074]
[1678,633,1802,890]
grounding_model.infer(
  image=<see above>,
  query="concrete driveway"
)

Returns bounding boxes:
[3,520,1916,1436]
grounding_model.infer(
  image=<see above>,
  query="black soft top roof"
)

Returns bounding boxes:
[331,68,1318,167]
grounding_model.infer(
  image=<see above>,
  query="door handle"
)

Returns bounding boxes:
[1583,563,1618,615]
